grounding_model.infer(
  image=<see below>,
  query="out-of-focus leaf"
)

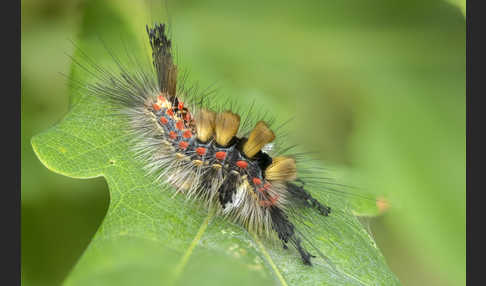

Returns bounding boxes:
[351,92,465,286]
[445,0,466,17]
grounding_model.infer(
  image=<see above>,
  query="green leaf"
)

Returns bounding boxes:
[31,0,399,285]
[444,0,466,17]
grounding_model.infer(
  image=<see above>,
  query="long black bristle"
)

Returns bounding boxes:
[269,206,314,265]
[146,23,177,97]
[287,181,331,216]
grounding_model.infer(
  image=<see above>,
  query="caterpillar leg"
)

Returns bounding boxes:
[269,206,315,265]
[287,179,331,216]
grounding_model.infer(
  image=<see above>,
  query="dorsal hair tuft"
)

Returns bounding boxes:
[194,108,216,143]
[264,156,297,181]
[214,111,240,147]
[242,121,275,158]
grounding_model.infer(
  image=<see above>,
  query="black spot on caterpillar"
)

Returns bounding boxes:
[73,22,376,267]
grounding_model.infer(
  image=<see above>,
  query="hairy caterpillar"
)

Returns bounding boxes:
[77,22,370,267]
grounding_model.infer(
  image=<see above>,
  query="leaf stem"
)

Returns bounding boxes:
[172,209,214,283]
[250,232,289,286]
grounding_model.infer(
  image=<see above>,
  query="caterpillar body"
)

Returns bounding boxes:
[86,23,342,266]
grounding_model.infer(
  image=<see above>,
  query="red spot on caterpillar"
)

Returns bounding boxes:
[179,141,189,149]
[183,130,192,138]
[215,151,226,160]
[259,195,279,207]
[169,131,177,140]
[253,178,262,185]
[184,113,191,121]
[152,103,161,111]
[178,101,184,110]
[167,108,174,116]
[158,95,166,102]
[270,195,279,204]
[236,160,248,169]
[160,117,168,125]
[196,147,206,156]
[176,120,184,130]
[259,200,270,207]
[258,183,271,192]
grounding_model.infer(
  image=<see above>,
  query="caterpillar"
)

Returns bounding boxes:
[80,22,358,267]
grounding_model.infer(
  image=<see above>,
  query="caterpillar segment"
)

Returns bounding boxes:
[103,23,332,266]
[146,78,329,265]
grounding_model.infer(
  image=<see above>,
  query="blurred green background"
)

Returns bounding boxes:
[21,0,465,285]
